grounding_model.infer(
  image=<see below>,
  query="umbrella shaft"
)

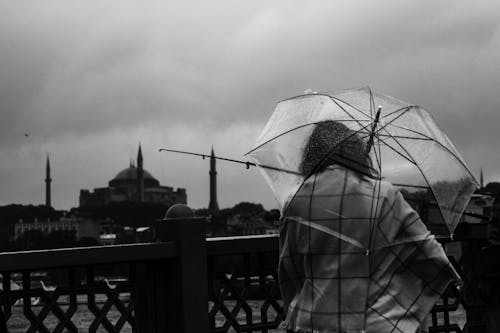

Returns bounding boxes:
[365,106,382,155]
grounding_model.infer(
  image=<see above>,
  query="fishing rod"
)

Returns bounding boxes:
[158,148,301,175]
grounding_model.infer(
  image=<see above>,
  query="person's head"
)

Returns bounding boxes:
[300,120,374,178]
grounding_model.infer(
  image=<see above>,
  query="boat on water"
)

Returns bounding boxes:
[0,277,41,306]
[38,277,131,305]
[1,275,130,307]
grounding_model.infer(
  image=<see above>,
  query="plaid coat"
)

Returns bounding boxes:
[279,166,459,333]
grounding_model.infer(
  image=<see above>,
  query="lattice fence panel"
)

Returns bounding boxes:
[208,253,285,333]
[1,264,136,333]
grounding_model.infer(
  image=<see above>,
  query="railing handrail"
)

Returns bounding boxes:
[207,234,278,242]
[206,234,278,256]
[0,242,177,271]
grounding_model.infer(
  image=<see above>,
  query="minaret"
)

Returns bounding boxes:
[208,147,219,214]
[45,155,52,208]
[137,144,144,202]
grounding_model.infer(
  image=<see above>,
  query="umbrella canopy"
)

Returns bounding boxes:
[246,87,478,237]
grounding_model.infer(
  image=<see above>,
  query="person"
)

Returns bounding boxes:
[278,121,460,333]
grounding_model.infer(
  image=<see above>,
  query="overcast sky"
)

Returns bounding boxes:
[1,0,499,210]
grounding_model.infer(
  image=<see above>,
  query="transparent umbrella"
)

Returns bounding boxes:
[245,87,478,237]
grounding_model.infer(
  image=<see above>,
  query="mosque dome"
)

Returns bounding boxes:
[109,166,160,188]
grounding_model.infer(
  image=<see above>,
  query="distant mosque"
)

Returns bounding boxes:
[79,145,187,207]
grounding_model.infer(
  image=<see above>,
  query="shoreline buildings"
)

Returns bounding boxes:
[13,145,187,246]
[14,216,109,242]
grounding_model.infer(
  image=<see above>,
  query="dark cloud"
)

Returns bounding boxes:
[0,0,499,209]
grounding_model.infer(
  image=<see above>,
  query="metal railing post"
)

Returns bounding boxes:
[156,204,209,333]
[135,260,172,332]
[457,227,488,332]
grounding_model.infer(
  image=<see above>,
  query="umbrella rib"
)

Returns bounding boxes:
[354,131,418,166]
[328,97,374,131]
[374,129,453,232]
[277,92,373,121]
[375,136,418,165]
[329,97,373,120]
[376,134,432,141]
[378,122,431,140]
[377,127,452,230]
[382,105,416,119]
[246,120,372,156]
[379,123,478,183]
[375,107,413,134]
[245,122,322,155]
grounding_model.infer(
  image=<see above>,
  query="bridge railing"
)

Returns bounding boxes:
[427,222,490,333]
[206,235,282,333]
[201,223,490,333]
[0,242,178,332]
[0,210,491,333]
[0,212,211,333]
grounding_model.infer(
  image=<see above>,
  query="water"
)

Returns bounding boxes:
[7,302,466,332]
[7,304,133,333]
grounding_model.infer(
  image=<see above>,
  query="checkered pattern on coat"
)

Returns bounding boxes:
[279,166,459,333]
